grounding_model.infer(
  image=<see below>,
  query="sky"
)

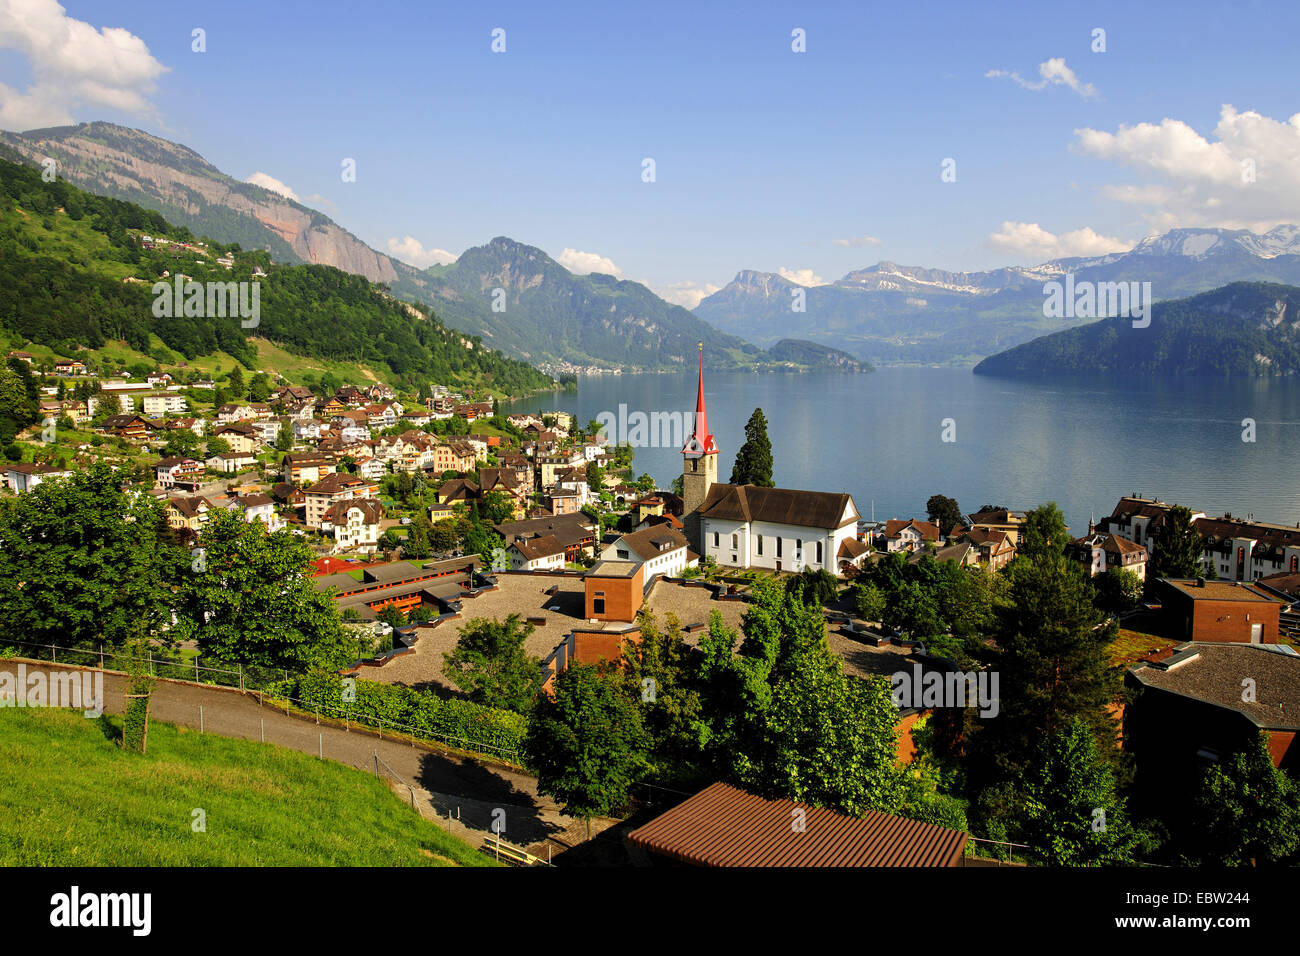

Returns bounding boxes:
[2,0,1300,307]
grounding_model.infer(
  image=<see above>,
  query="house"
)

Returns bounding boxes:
[282,452,335,485]
[428,440,476,475]
[164,495,211,534]
[212,423,261,455]
[453,401,493,421]
[146,372,173,388]
[958,527,1016,569]
[293,419,327,442]
[53,359,87,376]
[215,403,254,425]
[547,490,581,516]
[315,396,347,418]
[205,451,257,473]
[363,403,398,429]
[1193,515,1300,582]
[600,525,692,581]
[966,507,1031,547]
[303,472,379,529]
[335,386,368,407]
[320,498,384,553]
[251,418,282,446]
[1125,642,1300,816]
[881,519,941,554]
[496,512,598,562]
[365,383,397,402]
[7,351,33,364]
[625,781,969,867]
[97,414,154,442]
[508,534,567,571]
[4,462,71,493]
[141,393,188,417]
[246,402,273,420]
[354,456,388,481]
[1067,529,1149,580]
[402,409,432,427]
[154,456,203,489]
[1156,578,1285,645]
[238,493,284,532]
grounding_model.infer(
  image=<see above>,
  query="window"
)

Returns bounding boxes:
[816,541,823,564]
[732,533,738,550]
[713,531,719,547]
[757,534,763,555]
[593,593,605,615]
[776,538,783,558]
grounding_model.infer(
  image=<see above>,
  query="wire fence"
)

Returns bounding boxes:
[0,639,522,765]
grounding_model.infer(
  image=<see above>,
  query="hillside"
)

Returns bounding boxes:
[972,282,1300,378]
[0,155,553,396]
[1,123,854,373]
[697,228,1300,366]
[766,338,871,371]
[0,708,491,866]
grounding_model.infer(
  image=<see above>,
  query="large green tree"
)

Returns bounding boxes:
[0,463,181,649]
[729,407,774,487]
[1185,735,1300,866]
[926,494,963,537]
[172,508,351,670]
[1018,502,1070,562]
[623,610,707,786]
[442,613,540,713]
[524,662,652,833]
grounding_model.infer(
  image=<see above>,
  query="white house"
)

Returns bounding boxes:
[321,498,383,553]
[240,494,285,532]
[600,525,692,581]
[5,463,71,493]
[508,534,567,571]
[141,393,188,417]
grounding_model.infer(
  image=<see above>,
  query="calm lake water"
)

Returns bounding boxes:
[504,368,1300,534]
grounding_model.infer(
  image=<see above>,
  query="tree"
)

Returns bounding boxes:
[1019,502,1070,561]
[161,428,201,458]
[1186,735,1300,866]
[623,611,706,785]
[442,614,540,713]
[1151,505,1206,579]
[1094,566,1143,613]
[274,425,294,452]
[926,494,963,537]
[784,567,840,607]
[1018,719,1142,866]
[225,364,245,398]
[855,581,886,622]
[729,407,774,487]
[0,463,181,649]
[524,662,652,834]
[205,435,230,457]
[171,508,351,670]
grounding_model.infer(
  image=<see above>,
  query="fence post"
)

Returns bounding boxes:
[239,665,244,691]
[51,645,56,664]
[319,734,323,760]
[194,657,199,682]
[148,653,154,677]
[199,705,204,734]
[99,644,104,670]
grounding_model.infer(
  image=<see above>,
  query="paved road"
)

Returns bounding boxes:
[3,660,569,852]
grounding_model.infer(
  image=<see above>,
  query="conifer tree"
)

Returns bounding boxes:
[730,407,774,486]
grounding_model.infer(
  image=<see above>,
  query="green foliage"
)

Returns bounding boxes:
[442,614,541,714]
[1185,735,1300,866]
[0,463,181,649]
[1016,719,1142,866]
[1094,566,1143,613]
[1151,505,1207,579]
[171,508,352,671]
[926,494,963,537]
[292,670,527,762]
[729,407,774,486]
[623,611,707,786]
[783,567,839,607]
[524,662,652,820]
[1019,502,1070,562]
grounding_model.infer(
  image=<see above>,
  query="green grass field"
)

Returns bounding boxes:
[0,708,494,866]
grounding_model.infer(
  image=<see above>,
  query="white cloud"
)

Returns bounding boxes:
[0,0,167,129]
[385,236,456,269]
[245,172,299,203]
[832,235,882,248]
[1072,105,1300,233]
[986,57,1097,99]
[657,280,722,309]
[778,267,826,286]
[988,221,1133,260]
[557,247,623,277]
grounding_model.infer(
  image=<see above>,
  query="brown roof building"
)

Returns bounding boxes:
[626,782,969,867]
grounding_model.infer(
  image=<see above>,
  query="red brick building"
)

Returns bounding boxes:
[1157,578,1284,644]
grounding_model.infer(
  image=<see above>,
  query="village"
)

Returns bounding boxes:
[3,341,1298,868]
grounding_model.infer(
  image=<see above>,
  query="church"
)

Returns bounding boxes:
[681,347,868,574]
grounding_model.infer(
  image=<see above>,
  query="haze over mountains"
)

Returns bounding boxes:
[697,227,1300,366]
[0,122,863,375]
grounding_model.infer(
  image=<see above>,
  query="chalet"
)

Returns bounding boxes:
[213,422,261,454]
[164,495,211,533]
[335,386,368,407]
[1067,530,1148,580]
[600,525,692,581]
[314,396,347,417]
[363,403,399,429]
[154,457,203,489]
[206,451,257,473]
[453,401,494,421]
[365,383,396,402]
[97,414,154,442]
[282,452,335,485]
[495,512,597,562]
[508,534,567,571]
[436,477,480,506]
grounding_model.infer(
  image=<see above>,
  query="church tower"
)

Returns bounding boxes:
[681,343,718,554]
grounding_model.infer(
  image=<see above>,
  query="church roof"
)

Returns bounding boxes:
[696,483,857,530]
[683,343,718,456]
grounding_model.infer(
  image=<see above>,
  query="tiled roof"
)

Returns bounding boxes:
[697,484,856,530]
[1130,643,1300,731]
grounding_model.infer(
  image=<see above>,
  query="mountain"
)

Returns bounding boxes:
[0,122,853,374]
[697,227,1300,367]
[972,282,1300,378]
[766,339,870,371]
[0,154,554,396]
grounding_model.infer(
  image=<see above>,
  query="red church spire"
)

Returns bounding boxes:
[683,342,718,456]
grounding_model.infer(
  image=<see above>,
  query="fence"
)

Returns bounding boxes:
[0,639,522,765]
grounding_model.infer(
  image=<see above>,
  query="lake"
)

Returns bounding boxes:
[504,368,1300,534]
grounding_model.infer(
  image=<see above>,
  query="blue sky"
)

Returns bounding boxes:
[3,0,1299,305]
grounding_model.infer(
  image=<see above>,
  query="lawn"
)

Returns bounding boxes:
[0,708,494,867]
[1109,628,1177,668]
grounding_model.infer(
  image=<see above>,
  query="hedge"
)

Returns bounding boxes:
[288,670,528,765]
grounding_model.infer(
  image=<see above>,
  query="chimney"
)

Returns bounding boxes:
[1196,577,1205,587]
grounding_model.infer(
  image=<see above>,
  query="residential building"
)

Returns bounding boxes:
[881,519,941,553]
[600,525,692,581]
[141,393,188,417]
[154,456,203,489]
[206,452,257,473]
[1157,578,1285,644]
[213,422,261,455]
[283,452,335,485]
[4,462,71,493]
[321,498,384,553]
[164,495,211,534]
[1067,530,1149,580]
[508,534,567,571]
[303,472,378,529]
